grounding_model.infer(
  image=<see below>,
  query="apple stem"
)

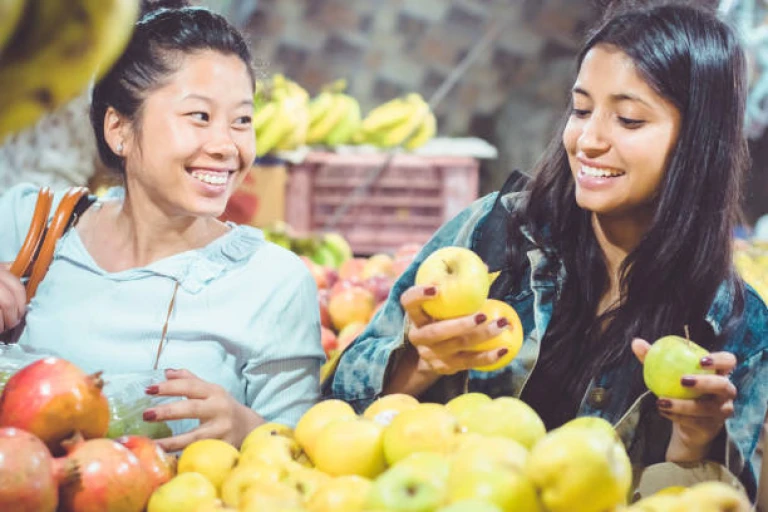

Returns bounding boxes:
[442,259,453,275]
[684,325,690,344]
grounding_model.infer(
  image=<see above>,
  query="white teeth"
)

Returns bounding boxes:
[190,170,228,185]
[581,165,624,178]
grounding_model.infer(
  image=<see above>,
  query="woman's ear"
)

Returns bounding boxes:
[103,107,129,157]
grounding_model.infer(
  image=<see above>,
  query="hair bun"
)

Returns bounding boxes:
[140,0,191,18]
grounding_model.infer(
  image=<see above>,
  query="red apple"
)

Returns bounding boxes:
[331,277,365,296]
[329,287,375,331]
[321,327,338,356]
[318,289,333,330]
[301,256,328,289]
[325,268,339,289]
[339,258,368,281]
[364,275,394,304]
[362,254,396,279]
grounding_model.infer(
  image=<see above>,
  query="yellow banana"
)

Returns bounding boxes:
[308,91,335,127]
[360,93,425,134]
[0,0,140,141]
[404,110,437,150]
[376,95,429,148]
[306,94,350,144]
[255,98,294,157]
[0,0,26,55]
[274,96,309,151]
[324,95,361,146]
[253,101,279,133]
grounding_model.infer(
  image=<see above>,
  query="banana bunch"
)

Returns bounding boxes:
[0,0,141,142]
[354,93,437,150]
[253,73,310,157]
[305,79,362,147]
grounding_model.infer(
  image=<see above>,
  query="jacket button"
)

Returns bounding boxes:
[587,387,610,409]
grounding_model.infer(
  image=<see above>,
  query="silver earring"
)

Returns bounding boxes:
[116,142,124,155]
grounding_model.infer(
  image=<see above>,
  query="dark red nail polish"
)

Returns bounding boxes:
[145,385,159,395]
[424,286,437,296]
[657,399,672,409]
[497,348,508,357]
[496,318,509,328]
[143,410,157,421]
[474,313,487,325]
[681,377,696,387]
[700,357,713,367]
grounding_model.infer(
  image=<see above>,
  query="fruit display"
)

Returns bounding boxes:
[0,0,141,142]
[151,392,750,512]
[0,358,176,512]
[252,74,311,156]
[353,92,437,150]
[305,79,362,147]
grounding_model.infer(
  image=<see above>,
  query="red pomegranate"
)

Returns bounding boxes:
[0,427,77,512]
[59,433,153,512]
[0,358,109,454]
[116,435,176,490]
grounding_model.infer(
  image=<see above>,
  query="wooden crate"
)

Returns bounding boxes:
[285,151,479,255]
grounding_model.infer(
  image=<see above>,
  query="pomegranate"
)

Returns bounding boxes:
[0,427,77,512]
[59,433,153,512]
[116,435,176,490]
[0,358,109,453]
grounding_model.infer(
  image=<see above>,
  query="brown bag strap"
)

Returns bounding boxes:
[11,186,92,302]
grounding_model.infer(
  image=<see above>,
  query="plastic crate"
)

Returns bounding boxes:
[285,151,479,255]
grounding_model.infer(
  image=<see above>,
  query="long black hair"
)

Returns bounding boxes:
[508,3,748,416]
[89,0,254,173]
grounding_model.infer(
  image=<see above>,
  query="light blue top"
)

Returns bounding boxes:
[0,184,325,429]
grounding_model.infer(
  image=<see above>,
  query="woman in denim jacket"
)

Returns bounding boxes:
[327,3,768,500]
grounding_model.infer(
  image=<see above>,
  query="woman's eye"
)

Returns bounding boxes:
[572,108,590,118]
[235,115,252,125]
[189,112,209,122]
[618,116,645,128]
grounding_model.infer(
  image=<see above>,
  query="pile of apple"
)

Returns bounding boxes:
[301,242,423,360]
[149,391,750,512]
[0,357,176,512]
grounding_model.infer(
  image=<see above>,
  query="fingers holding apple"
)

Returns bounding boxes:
[400,284,439,328]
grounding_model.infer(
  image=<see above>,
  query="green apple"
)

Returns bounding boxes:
[460,397,545,450]
[383,403,461,465]
[643,335,716,399]
[311,417,387,478]
[436,499,502,512]
[526,426,633,512]
[447,469,542,512]
[366,454,450,512]
[305,475,372,512]
[445,393,492,427]
[414,246,490,320]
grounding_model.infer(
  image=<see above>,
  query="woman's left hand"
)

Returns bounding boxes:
[143,369,264,452]
[632,338,738,462]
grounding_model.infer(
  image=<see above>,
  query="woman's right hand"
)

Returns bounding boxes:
[399,284,512,376]
[0,263,26,332]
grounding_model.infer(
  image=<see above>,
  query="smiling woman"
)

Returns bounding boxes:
[0,0,324,453]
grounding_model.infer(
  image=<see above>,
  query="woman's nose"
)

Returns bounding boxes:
[578,116,610,155]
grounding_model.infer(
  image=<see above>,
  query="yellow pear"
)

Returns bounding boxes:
[306,475,373,512]
[177,439,239,495]
[294,399,357,459]
[147,472,218,512]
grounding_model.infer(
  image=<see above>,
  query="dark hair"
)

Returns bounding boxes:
[90,1,254,173]
[508,3,748,421]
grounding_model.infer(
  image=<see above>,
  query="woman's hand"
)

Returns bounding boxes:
[400,285,512,376]
[0,263,25,333]
[632,338,737,463]
[143,369,264,452]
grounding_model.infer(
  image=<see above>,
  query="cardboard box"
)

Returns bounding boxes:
[222,164,287,227]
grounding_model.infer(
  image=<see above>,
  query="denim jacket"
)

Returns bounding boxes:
[327,185,768,499]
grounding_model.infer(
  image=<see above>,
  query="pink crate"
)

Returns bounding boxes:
[285,151,479,255]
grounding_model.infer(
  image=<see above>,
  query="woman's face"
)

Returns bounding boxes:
[562,44,681,219]
[124,50,255,218]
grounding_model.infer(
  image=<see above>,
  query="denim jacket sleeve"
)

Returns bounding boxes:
[326,193,498,412]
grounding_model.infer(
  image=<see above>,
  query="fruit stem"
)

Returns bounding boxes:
[684,325,690,346]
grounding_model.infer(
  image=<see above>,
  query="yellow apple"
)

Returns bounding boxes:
[450,435,528,474]
[311,417,387,478]
[238,481,303,512]
[558,416,617,440]
[470,299,523,372]
[147,472,218,512]
[445,392,492,427]
[678,481,751,512]
[281,465,331,502]
[294,399,357,460]
[414,246,490,320]
[194,499,233,512]
[383,403,461,465]
[336,321,367,351]
[362,253,396,279]
[363,393,420,425]
[447,469,542,512]
[526,426,633,512]
[177,439,239,495]
[643,335,716,399]
[460,397,545,450]
[238,435,303,468]
[367,452,451,512]
[240,422,294,453]
[306,475,373,512]
[220,463,287,508]
[437,499,502,512]
[328,286,376,331]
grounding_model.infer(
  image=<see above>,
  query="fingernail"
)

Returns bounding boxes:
[424,286,437,296]
[657,399,672,409]
[145,385,159,395]
[681,377,696,387]
[496,318,509,328]
[474,313,487,325]
[700,357,713,367]
[143,410,157,421]
[165,368,179,372]
[497,348,508,357]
